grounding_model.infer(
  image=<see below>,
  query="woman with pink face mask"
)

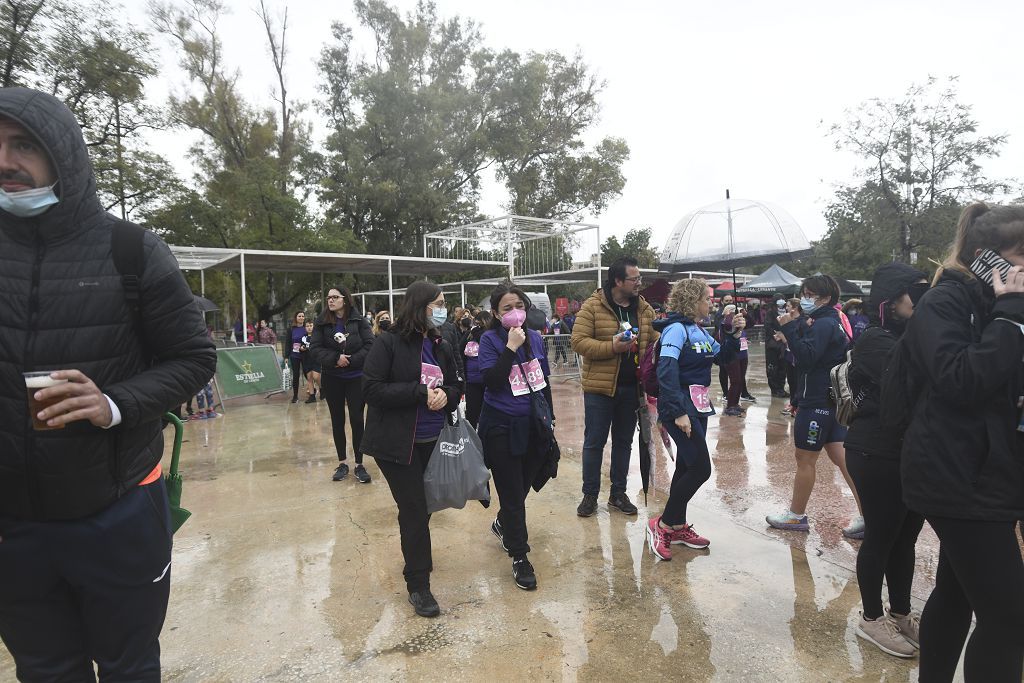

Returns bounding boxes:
[477,283,554,591]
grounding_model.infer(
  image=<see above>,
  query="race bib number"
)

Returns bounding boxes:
[739,337,749,352]
[689,385,712,413]
[292,342,300,354]
[464,341,480,358]
[509,358,547,396]
[421,363,443,390]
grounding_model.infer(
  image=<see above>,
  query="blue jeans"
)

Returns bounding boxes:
[582,386,638,496]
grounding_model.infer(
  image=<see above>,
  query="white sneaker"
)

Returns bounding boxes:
[842,516,865,539]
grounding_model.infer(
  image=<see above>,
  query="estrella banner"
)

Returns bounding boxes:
[214,345,283,399]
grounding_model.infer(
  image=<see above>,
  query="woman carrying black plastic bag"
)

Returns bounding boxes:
[360,281,462,618]
[477,283,554,591]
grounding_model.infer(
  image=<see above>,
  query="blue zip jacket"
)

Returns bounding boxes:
[781,305,848,409]
[654,314,739,423]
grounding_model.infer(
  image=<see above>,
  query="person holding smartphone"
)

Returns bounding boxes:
[896,203,1024,682]
[766,275,864,538]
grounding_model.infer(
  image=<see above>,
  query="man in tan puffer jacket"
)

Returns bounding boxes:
[571,257,657,517]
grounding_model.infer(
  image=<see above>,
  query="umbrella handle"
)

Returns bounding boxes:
[163,412,185,478]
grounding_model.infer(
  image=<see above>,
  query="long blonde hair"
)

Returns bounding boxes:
[939,202,1024,282]
[667,278,709,319]
[372,310,392,336]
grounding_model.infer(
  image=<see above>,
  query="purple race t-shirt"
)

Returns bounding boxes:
[478,328,549,417]
[415,338,445,441]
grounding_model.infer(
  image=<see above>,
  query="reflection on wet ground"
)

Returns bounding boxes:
[0,348,961,680]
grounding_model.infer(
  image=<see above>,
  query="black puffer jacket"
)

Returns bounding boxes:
[0,88,217,521]
[361,331,462,465]
[308,307,374,376]
[900,269,1024,521]
[844,262,927,459]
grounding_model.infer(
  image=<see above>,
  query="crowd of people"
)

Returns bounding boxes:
[247,240,1024,681]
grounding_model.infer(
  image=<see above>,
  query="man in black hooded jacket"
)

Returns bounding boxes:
[0,88,216,680]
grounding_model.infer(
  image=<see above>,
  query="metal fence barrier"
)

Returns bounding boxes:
[540,334,580,383]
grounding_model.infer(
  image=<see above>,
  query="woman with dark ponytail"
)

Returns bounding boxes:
[896,203,1024,681]
[477,283,554,591]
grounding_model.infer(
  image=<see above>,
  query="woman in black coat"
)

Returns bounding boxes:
[360,281,463,618]
[309,285,374,483]
[844,262,928,658]
[896,203,1024,682]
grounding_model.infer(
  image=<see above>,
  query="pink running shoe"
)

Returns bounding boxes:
[646,516,672,561]
[667,523,710,549]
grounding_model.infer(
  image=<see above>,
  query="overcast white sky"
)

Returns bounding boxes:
[128,0,1024,254]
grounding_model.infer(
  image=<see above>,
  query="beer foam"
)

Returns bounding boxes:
[24,375,67,388]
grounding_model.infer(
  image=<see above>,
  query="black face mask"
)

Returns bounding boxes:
[378,320,391,331]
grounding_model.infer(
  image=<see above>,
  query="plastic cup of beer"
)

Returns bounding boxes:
[23,371,68,431]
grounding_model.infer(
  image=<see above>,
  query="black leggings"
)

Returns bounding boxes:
[465,382,484,429]
[322,374,365,465]
[290,358,302,399]
[846,450,924,619]
[920,516,1024,683]
[660,416,712,526]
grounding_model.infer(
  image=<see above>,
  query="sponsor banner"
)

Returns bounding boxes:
[215,345,283,399]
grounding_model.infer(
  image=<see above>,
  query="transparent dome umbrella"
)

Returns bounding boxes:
[660,191,813,276]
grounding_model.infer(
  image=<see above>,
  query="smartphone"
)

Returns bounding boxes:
[970,249,1015,287]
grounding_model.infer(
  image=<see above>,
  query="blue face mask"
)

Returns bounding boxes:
[0,183,59,217]
[430,306,448,327]
[799,297,819,314]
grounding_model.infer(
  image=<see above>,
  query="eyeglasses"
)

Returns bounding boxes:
[326,295,342,301]
[624,276,643,283]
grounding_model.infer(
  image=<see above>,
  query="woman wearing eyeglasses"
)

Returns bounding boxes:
[309,285,375,483]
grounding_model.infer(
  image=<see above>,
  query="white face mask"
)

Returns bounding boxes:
[0,183,59,217]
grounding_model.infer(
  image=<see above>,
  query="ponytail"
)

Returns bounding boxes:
[940,202,1024,282]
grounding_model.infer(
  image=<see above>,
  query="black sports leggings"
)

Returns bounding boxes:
[322,374,365,465]
[846,450,924,619]
[660,416,712,527]
[919,516,1024,683]
[290,357,302,399]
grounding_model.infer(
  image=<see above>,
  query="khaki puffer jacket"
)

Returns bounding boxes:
[570,290,657,397]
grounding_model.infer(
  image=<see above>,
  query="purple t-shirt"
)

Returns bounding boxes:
[325,321,362,379]
[415,338,446,442]
[478,328,550,417]
[289,326,305,359]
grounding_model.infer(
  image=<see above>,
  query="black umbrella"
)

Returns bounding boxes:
[637,397,654,504]
[193,295,219,313]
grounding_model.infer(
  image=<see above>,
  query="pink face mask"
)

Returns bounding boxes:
[501,308,527,329]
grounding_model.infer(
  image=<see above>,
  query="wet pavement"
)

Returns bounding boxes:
[0,348,968,681]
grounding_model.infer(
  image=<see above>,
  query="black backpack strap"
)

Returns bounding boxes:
[111,220,147,332]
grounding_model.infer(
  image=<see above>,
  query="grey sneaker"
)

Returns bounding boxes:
[856,614,915,658]
[889,610,920,649]
[332,463,349,481]
[576,494,598,517]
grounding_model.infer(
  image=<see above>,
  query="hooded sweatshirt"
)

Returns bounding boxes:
[0,88,217,521]
[843,263,927,459]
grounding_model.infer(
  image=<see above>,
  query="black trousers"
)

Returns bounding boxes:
[919,516,1024,683]
[846,450,924,619]
[765,348,787,394]
[376,442,436,592]
[290,357,302,399]
[785,363,799,407]
[322,373,365,465]
[0,479,172,682]
[661,417,712,526]
[485,426,548,558]
[465,382,484,429]
[719,364,729,398]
